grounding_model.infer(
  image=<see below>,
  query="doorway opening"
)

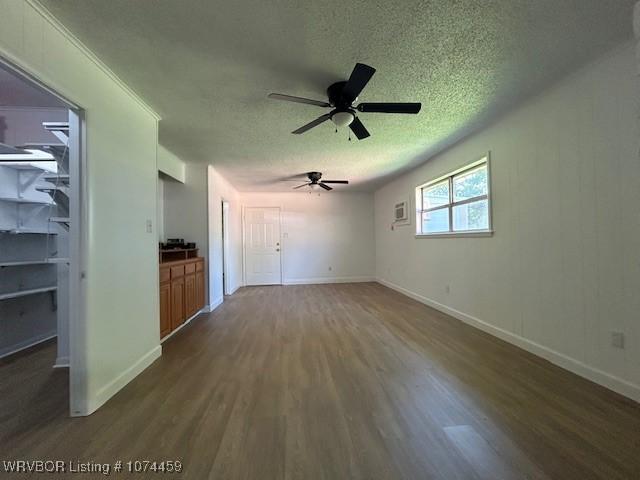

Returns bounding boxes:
[0,58,84,417]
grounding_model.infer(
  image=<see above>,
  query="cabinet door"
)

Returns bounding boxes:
[196,271,205,310]
[171,277,185,329]
[185,273,197,318]
[159,282,171,338]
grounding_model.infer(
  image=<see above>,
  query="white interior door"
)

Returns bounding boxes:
[244,207,282,285]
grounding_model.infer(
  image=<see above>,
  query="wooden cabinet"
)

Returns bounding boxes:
[185,272,197,318]
[159,282,171,338]
[196,271,205,311]
[160,257,205,339]
[171,275,185,330]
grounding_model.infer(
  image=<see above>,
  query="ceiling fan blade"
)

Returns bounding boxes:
[356,102,422,114]
[268,93,330,108]
[293,183,310,189]
[342,63,376,102]
[318,183,333,191]
[349,117,370,140]
[322,180,349,184]
[292,113,331,134]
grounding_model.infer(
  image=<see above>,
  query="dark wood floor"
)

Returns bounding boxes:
[1,283,639,479]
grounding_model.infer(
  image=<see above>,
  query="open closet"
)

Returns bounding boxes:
[0,62,79,402]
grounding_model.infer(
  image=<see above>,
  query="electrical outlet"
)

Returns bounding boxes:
[146,219,153,233]
[445,284,451,294]
[611,332,625,349]
[328,266,332,271]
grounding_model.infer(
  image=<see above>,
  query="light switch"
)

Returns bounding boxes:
[146,219,153,233]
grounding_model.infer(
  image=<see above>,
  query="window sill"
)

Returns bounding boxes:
[415,230,494,239]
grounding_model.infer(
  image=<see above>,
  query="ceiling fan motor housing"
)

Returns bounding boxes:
[327,81,352,107]
[308,171,323,183]
[328,81,357,127]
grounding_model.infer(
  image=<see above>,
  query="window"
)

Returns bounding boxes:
[416,156,492,236]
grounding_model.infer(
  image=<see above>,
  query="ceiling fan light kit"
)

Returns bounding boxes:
[330,110,355,128]
[268,63,421,140]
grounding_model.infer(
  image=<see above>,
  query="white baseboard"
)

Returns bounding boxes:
[53,355,70,368]
[283,276,375,286]
[161,308,208,343]
[87,345,162,415]
[377,278,640,404]
[210,296,224,311]
[0,332,57,360]
[227,283,241,295]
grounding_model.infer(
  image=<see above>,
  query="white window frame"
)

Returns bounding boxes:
[415,154,493,238]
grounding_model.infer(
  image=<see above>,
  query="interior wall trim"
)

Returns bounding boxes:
[283,276,375,285]
[160,308,208,344]
[210,297,224,312]
[53,355,70,369]
[376,278,640,404]
[87,345,162,416]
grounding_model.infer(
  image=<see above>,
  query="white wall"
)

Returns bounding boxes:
[208,166,242,308]
[163,161,209,304]
[157,174,164,241]
[157,144,185,183]
[375,42,640,402]
[241,191,375,285]
[0,0,162,415]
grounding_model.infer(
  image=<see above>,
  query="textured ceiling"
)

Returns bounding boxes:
[40,0,634,191]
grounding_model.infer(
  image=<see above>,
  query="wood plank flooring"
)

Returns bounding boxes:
[1,283,639,479]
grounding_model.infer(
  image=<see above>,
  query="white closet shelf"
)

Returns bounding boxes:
[0,228,58,235]
[0,260,55,267]
[43,122,69,131]
[0,286,57,301]
[43,173,70,184]
[46,258,70,264]
[0,162,56,171]
[0,150,55,162]
[0,196,54,205]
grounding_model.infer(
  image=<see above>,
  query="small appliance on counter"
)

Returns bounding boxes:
[161,238,185,250]
[159,239,199,262]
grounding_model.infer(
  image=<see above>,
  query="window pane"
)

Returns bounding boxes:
[453,165,487,202]
[422,208,450,233]
[453,199,489,231]
[423,180,449,209]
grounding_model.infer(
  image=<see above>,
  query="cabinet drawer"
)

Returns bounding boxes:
[185,262,196,275]
[170,265,185,278]
[160,267,171,283]
[196,260,204,272]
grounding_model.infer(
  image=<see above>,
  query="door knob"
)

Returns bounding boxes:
[276,248,280,252]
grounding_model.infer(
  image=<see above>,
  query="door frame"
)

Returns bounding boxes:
[0,55,88,417]
[242,206,283,286]
[221,200,230,295]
